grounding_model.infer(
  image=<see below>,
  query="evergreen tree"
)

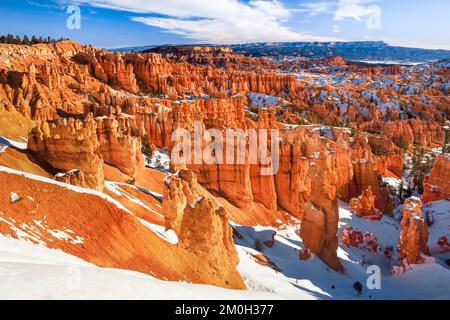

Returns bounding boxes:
[353,282,363,296]
[443,128,450,155]
[398,180,404,201]
[141,136,153,167]
[5,34,12,44]
[397,135,409,150]
[22,35,30,45]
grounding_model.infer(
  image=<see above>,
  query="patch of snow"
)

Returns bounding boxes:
[105,181,164,217]
[10,192,21,204]
[0,136,27,150]
[55,169,80,179]
[135,218,179,245]
[423,200,450,261]
[47,230,84,245]
[248,92,288,108]
[312,127,334,140]
[145,149,170,173]
[382,177,402,190]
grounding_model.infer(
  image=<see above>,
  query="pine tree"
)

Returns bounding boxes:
[141,136,153,167]
[22,35,30,45]
[398,180,404,201]
[443,129,450,155]
[397,135,409,150]
[353,282,363,296]
[5,34,13,44]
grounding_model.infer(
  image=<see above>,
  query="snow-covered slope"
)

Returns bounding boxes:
[1,200,448,300]
[0,236,279,300]
[233,201,450,300]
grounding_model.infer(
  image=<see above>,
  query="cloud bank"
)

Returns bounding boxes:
[70,0,338,43]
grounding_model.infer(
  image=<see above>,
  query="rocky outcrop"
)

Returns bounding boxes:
[349,187,382,220]
[179,197,242,286]
[361,120,445,148]
[27,115,104,191]
[341,226,379,253]
[344,134,403,217]
[167,119,353,271]
[348,135,383,197]
[300,151,345,272]
[96,116,143,178]
[422,156,450,203]
[316,56,346,66]
[397,197,430,265]
[4,40,448,284]
[162,170,244,288]
[76,50,139,93]
[55,169,86,188]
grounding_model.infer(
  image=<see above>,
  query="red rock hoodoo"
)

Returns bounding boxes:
[397,197,430,265]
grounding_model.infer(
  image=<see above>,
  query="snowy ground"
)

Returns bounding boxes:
[233,202,450,300]
[248,92,289,109]
[0,236,279,300]
[144,149,171,173]
[1,201,448,299]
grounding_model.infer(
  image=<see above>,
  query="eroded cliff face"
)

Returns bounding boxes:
[165,116,353,270]
[27,115,105,191]
[397,197,430,266]
[96,116,143,178]
[361,119,446,148]
[0,42,90,121]
[422,155,450,203]
[346,133,402,215]
[300,159,344,272]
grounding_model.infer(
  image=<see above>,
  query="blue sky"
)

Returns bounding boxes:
[1,0,449,50]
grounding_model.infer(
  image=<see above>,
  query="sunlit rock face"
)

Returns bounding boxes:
[422,156,450,204]
[27,115,105,191]
[96,116,143,178]
[397,197,430,265]
[349,187,382,221]
[162,170,245,289]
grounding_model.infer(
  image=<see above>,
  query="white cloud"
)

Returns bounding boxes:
[69,0,339,43]
[301,2,334,16]
[333,0,380,22]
